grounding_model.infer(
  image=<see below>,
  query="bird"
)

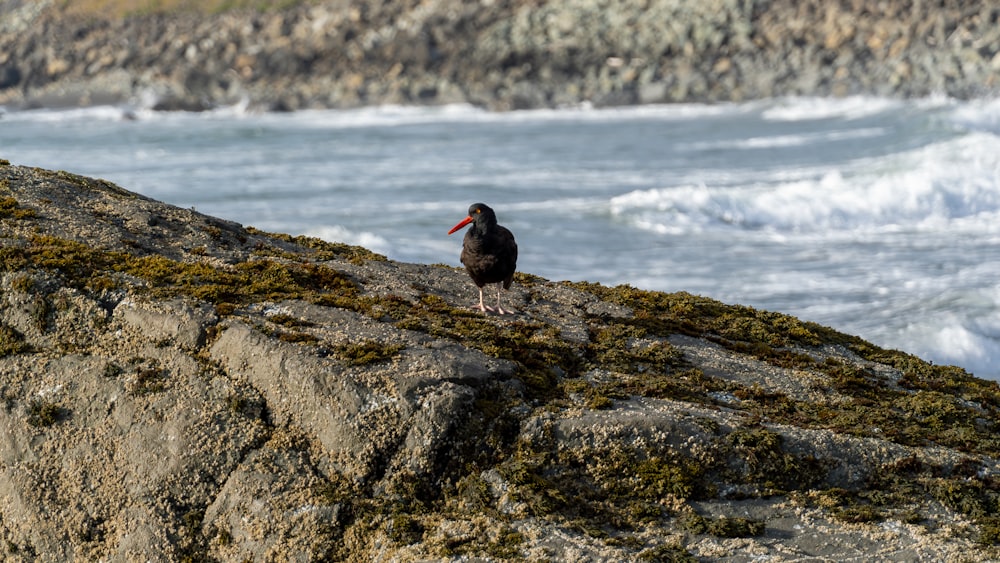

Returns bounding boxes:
[447,203,518,315]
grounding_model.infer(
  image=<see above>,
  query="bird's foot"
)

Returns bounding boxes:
[471,303,518,315]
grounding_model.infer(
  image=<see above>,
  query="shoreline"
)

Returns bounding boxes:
[0,91,979,120]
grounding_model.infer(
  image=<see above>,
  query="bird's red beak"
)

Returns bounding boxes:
[448,216,473,235]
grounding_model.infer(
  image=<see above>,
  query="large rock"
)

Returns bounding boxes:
[0,161,999,559]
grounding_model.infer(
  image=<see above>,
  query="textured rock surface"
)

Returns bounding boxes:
[0,0,998,111]
[1,160,999,560]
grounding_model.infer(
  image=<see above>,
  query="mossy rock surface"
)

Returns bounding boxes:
[0,163,997,560]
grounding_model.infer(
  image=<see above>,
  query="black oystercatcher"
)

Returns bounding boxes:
[448,203,518,314]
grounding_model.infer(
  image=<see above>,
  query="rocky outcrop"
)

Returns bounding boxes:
[2,161,1000,560]
[0,0,998,111]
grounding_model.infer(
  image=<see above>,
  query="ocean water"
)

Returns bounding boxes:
[2,97,999,379]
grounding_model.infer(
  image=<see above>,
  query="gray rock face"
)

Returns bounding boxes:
[0,161,998,560]
[0,0,997,111]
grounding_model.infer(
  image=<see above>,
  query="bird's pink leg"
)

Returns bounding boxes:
[494,284,514,315]
[473,287,496,312]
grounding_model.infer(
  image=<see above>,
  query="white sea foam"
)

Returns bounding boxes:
[302,225,391,255]
[947,97,1000,134]
[275,103,486,129]
[610,132,1000,235]
[0,98,257,125]
[0,104,140,123]
[890,312,1000,378]
[761,96,908,121]
[492,101,750,122]
[688,127,887,150]
[241,100,751,130]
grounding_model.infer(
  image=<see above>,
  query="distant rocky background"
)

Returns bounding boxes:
[0,0,998,111]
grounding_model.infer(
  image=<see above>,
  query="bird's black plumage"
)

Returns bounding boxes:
[448,203,518,314]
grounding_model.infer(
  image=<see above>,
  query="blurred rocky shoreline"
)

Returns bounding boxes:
[1,0,998,112]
